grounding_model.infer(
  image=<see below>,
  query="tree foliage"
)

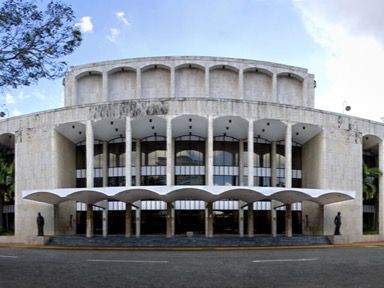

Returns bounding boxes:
[363,163,382,201]
[0,0,82,88]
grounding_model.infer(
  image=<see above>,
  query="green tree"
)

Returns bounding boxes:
[0,0,82,89]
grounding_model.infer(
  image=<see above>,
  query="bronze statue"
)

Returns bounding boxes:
[37,212,45,236]
[334,212,341,235]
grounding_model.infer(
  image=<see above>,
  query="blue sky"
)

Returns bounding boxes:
[4,0,384,121]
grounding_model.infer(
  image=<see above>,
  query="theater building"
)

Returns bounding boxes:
[3,56,384,244]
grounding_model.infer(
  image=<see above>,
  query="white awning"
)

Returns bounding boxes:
[23,186,355,206]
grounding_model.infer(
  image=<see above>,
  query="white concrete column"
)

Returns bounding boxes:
[319,204,325,236]
[135,201,141,237]
[125,116,132,187]
[302,77,308,104]
[239,201,244,237]
[85,121,94,238]
[125,204,132,237]
[285,122,292,188]
[102,141,108,187]
[71,76,77,106]
[136,68,141,99]
[248,120,254,187]
[135,139,141,186]
[102,71,108,101]
[247,203,254,237]
[272,73,277,102]
[206,116,214,186]
[239,139,244,186]
[285,122,293,237]
[205,202,213,237]
[271,141,277,187]
[86,204,93,238]
[166,202,174,238]
[271,141,277,237]
[238,69,244,99]
[86,120,94,188]
[379,141,384,235]
[102,207,108,238]
[170,67,175,98]
[205,67,210,98]
[285,203,292,237]
[166,116,173,186]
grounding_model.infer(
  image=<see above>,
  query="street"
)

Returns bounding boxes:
[0,246,383,287]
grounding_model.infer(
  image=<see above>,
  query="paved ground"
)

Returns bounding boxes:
[0,245,383,287]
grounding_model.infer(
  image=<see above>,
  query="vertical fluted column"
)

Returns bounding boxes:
[135,139,141,186]
[271,141,277,237]
[248,120,254,187]
[239,203,244,237]
[285,122,292,237]
[247,203,254,237]
[102,141,108,187]
[170,67,175,98]
[205,67,210,97]
[86,120,94,188]
[166,202,174,238]
[85,120,94,238]
[285,123,292,188]
[86,204,93,238]
[239,139,244,186]
[102,71,108,101]
[125,116,132,187]
[379,141,384,235]
[71,76,77,106]
[135,202,141,238]
[207,116,214,186]
[125,204,132,237]
[135,138,141,237]
[205,202,213,237]
[102,205,108,238]
[136,68,141,99]
[239,139,245,237]
[272,73,277,102]
[166,116,173,186]
[302,77,308,105]
[238,69,244,99]
[285,204,292,237]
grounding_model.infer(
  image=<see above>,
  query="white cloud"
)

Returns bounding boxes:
[106,28,120,43]
[5,93,15,104]
[12,109,21,117]
[116,11,131,26]
[75,16,93,33]
[293,0,384,121]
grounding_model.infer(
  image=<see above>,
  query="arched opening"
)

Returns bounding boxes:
[108,67,137,101]
[175,64,205,98]
[0,133,15,234]
[141,64,171,99]
[362,135,381,234]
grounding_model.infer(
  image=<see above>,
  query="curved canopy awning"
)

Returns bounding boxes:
[23,186,355,206]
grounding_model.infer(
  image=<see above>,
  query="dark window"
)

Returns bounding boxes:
[214,141,239,166]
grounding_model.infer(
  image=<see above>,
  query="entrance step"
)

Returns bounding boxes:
[47,235,330,247]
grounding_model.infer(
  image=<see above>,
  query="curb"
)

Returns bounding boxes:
[0,243,375,251]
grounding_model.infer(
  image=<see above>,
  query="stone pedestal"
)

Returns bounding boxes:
[28,236,50,245]
[328,235,350,244]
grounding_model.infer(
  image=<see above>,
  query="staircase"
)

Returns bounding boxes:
[47,235,331,247]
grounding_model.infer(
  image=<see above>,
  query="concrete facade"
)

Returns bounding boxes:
[0,56,382,243]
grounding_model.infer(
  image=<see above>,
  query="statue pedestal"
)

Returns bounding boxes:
[328,235,350,244]
[28,236,50,245]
